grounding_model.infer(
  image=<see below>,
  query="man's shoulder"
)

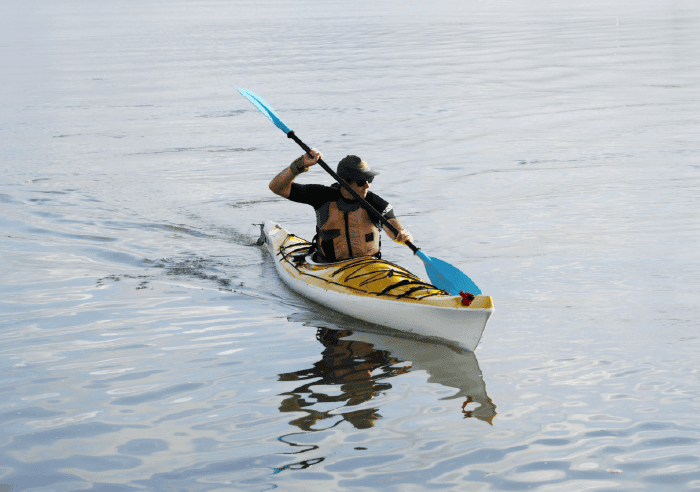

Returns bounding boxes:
[288,183,339,206]
[291,183,337,195]
[366,190,389,207]
[310,183,336,191]
[366,191,394,217]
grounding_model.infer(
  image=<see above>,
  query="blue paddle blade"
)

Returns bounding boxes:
[238,88,292,134]
[416,250,482,296]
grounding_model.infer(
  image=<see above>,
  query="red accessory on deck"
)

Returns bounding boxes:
[459,291,475,306]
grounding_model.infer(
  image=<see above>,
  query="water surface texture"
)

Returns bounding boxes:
[2,0,699,490]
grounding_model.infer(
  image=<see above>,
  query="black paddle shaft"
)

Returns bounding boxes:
[286,130,420,255]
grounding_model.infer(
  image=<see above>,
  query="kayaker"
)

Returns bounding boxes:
[269,148,413,262]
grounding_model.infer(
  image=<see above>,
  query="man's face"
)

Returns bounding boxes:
[348,179,371,199]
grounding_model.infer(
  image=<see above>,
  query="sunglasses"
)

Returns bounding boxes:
[350,177,373,186]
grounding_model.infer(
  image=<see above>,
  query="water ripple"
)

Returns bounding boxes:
[2,0,699,489]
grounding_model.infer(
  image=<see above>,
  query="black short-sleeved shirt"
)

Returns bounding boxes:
[288,183,396,228]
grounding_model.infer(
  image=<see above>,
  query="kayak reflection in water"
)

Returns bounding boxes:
[277,328,410,430]
[269,149,413,263]
[278,323,498,429]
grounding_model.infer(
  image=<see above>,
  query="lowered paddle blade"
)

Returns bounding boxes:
[238,88,292,134]
[416,250,482,296]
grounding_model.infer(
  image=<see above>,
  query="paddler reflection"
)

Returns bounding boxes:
[277,328,408,430]
[341,326,498,424]
[277,327,496,429]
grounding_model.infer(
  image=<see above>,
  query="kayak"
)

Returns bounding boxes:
[262,221,494,351]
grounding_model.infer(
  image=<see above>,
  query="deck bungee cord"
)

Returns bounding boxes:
[277,234,446,301]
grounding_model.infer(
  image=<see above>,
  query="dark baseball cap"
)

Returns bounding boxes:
[337,155,379,182]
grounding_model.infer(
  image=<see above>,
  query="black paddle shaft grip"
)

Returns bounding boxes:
[286,130,420,255]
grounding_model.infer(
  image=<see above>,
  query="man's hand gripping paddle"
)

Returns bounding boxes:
[238,88,481,296]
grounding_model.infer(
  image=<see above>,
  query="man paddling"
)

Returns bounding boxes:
[269,148,413,263]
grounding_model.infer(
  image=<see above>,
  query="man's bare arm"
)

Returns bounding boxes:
[384,218,413,244]
[269,148,322,198]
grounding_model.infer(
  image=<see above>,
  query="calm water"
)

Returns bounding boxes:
[2,0,699,490]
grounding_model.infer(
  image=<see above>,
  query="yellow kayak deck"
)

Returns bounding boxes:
[276,231,493,311]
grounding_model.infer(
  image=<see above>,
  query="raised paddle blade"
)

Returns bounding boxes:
[416,250,482,296]
[238,88,292,134]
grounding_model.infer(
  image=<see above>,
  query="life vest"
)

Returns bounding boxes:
[315,196,381,262]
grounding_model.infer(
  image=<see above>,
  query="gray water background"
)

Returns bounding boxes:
[1,0,699,490]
